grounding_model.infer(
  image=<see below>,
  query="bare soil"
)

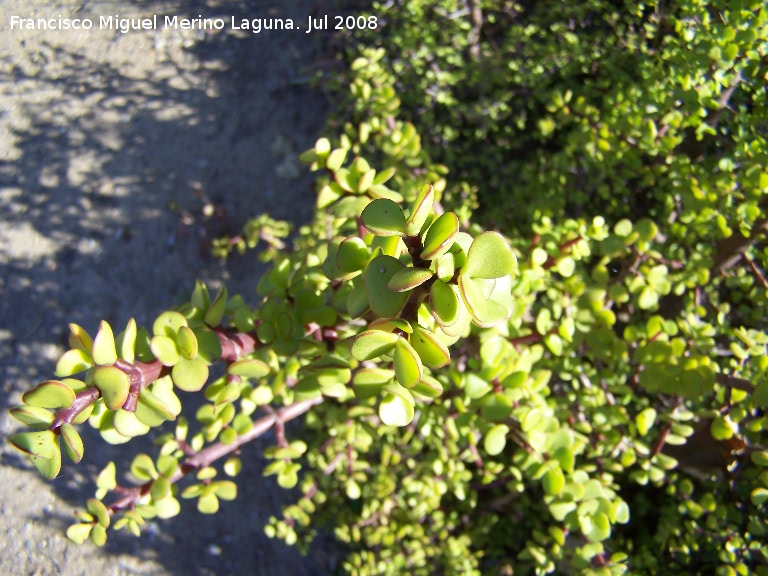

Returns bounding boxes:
[0,1,349,574]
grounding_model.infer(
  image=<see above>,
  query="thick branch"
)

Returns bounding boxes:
[715,372,754,394]
[107,396,324,512]
[710,215,768,277]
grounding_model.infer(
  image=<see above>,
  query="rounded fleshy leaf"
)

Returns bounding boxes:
[30,442,62,480]
[113,409,151,438]
[361,199,406,237]
[191,279,211,310]
[87,498,111,528]
[421,212,459,260]
[228,359,270,379]
[130,454,158,482]
[364,255,409,318]
[379,387,415,427]
[214,480,238,501]
[150,335,180,367]
[61,423,84,463]
[22,380,75,409]
[368,318,413,333]
[387,267,434,292]
[405,183,435,237]
[152,311,188,338]
[67,523,93,544]
[409,325,450,369]
[9,405,55,429]
[394,337,423,388]
[484,424,509,456]
[135,389,174,427]
[97,412,131,445]
[117,318,137,363]
[458,275,510,328]
[93,366,130,410]
[411,374,444,399]
[430,280,460,326]
[195,329,222,364]
[68,323,93,353]
[172,357,209,392]
[92,321,118,366]
[204,287,228,327]
[353,368,395,399]
[336,236,370,273]
[155,496,181,519]
[10,430,57,459]
[55,348,93,377]
[176,326,198,360]
[463,231,517,279]
[542,464,566,496]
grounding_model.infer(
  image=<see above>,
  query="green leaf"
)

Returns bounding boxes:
[30,443,62,480]
[130,453,157,481]
[711,415,734,440]
[86,498,111,528]
[117,318,137,363]
[93,366,130,410]
[150,335,180,366]
[96,462,117,493]
[387,267,433,292]
[336,237,370,273]
[60,423,84,463]
[637,286,658,310]
[361,198,406,236]
[463,231,517,279]
[411,374,444,399]
[204,287,228,327]
[352,330,399,361]
[409,325,450,369]
[135,388,175,427]
[481,393,513,420]
[484,424,509,456]
[421,212,459,260]
[326,147,347,172]
[9,405,55,428]
[214,480,238,501]
[430,280,460,326]
[67,523,93,544]
[68,323,93,353]
[353,368,394,399]
[405,183,435,236]
[394,337,423,388]
[113,409,151,438]
[228,359,270,379]
[636,408,657,436]
[10,430,57,459]
[379,390,415,427]
[176,326,198,360]
[364,255,409,318]
[172,357,209,392]
[191,279,211,310]
[751,488,768,507]
[458,275,509,328]
[22,380,75,409]
[197,493,219,514]
[152,311,188,337]
[542,464,566,495]
[55,348,93,377]
[92,321,118,366]
[751,451,768,467]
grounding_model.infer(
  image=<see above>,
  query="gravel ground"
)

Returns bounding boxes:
[0,0,350,573]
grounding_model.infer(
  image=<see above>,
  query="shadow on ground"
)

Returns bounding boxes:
[0,0,360,574]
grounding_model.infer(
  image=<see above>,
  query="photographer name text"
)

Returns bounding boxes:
[8,14,378,34]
